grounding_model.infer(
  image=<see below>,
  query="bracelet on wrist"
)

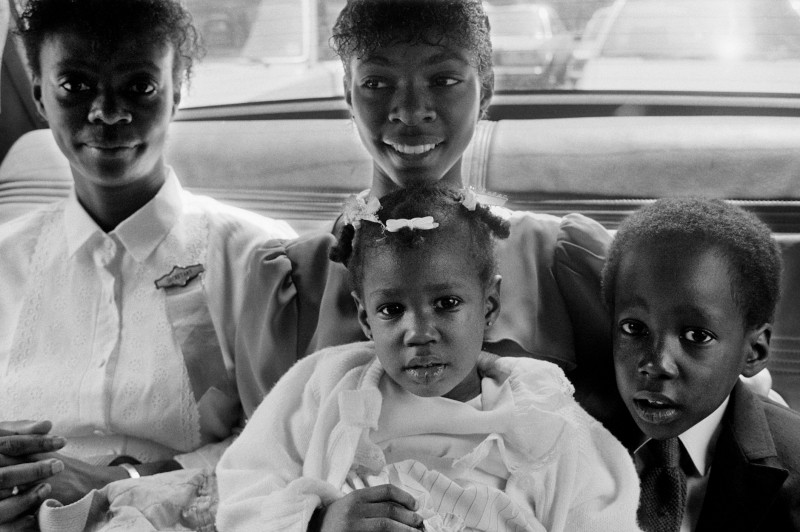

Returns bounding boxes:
[118,462,140,479]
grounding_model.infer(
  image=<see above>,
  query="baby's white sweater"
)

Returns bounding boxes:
[216,342,642,532]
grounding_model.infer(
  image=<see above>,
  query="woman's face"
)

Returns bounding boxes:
[33,31,178,200]
[345,39,491,198]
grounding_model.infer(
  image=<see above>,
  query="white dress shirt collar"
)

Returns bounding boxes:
[64,169,183,262]
[678,395,729,476]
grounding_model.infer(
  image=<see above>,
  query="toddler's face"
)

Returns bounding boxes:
[612,245,759,441]
[354,243,499,402]
[345,38,490,196]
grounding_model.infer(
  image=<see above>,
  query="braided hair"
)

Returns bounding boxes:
[331,184,510,295]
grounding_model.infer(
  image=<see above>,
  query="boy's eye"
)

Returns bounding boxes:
[362,78,389,90]
[129,80,157,95]
[681,328,716,345]
[434,296,462,310]
[377,303,404,318]
[619,319,648,337]
[60,80,92,93]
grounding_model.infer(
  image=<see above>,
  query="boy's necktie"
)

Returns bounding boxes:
[637,437,687,532]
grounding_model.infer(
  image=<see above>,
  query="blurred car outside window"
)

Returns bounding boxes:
[485,2,575,89]
[134,0,800,108]
[567,0,800,93]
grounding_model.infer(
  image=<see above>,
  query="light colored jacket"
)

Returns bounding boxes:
[216,342,642,532]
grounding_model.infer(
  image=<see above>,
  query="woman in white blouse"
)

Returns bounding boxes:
[0,0,294,527]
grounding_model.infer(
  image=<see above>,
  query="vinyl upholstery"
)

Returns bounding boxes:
[2,115,799,407]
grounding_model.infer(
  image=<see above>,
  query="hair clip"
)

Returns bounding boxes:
[385,216,439,232]
[342,191,381,229]
[460,187,507,211]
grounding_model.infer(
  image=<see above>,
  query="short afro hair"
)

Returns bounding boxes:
[602,197,783,329]
[330,0,494,97]
[331,184,510,294]
[17,0,202,86]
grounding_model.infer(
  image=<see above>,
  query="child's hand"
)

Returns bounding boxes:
[318,484,423,531]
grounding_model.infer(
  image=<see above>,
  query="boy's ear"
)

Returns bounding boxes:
[483,275,502,331]
[32,80,47,121]
[741,323,771,378]
[351,291,372,340]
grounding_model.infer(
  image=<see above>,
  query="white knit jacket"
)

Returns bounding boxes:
[216,342,642,532]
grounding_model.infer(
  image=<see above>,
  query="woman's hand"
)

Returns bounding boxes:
[0,421,66,526]
[28,453,129,506]
[317,484,423,532]
[28,454,181,506]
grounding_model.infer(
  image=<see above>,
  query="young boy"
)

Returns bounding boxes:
[0,0,294,527]
[603,197,800,531]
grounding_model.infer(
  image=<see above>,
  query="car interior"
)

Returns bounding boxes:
[2,0,800,412]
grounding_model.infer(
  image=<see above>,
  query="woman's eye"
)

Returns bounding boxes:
[619,320,647,337]
[432,76,460,87]
[60,80,92,93]
[377,304,403,318]
[682,328,716,345]
[129,81,157,95]
[362,78,388,90]
[434,296,462,310]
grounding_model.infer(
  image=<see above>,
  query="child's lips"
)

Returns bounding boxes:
[404,357,447,383]
[632,392,680,424]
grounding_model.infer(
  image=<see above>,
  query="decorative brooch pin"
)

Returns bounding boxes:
[155,264,205,289]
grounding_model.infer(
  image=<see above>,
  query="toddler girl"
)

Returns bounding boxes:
[216,185,641,532]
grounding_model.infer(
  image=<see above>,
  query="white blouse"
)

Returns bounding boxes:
[0,170,295,468]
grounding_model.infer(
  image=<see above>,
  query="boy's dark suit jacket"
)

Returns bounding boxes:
[695,380,800,531]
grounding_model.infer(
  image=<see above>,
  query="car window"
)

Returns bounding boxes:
[8,0,800,104]
[84,0,789,106]
[601,0,800,60]
[487,6,548,39]
[173,0,800,108]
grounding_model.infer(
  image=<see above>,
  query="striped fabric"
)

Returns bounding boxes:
[343,459,544,532]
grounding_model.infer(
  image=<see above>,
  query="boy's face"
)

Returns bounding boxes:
[353,242,500,402]
[33,30,179,195]
[345,39,491,197]
[613,244,769,441]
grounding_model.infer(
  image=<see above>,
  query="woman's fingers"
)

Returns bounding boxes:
[0,483,51,526]
[0,435,66,457]
[0,421,53,437]
[0,460,63,490]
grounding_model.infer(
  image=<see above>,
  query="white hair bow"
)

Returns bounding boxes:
[460,187,508,211]
[385,216,440,232]
[342,191,381,228]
